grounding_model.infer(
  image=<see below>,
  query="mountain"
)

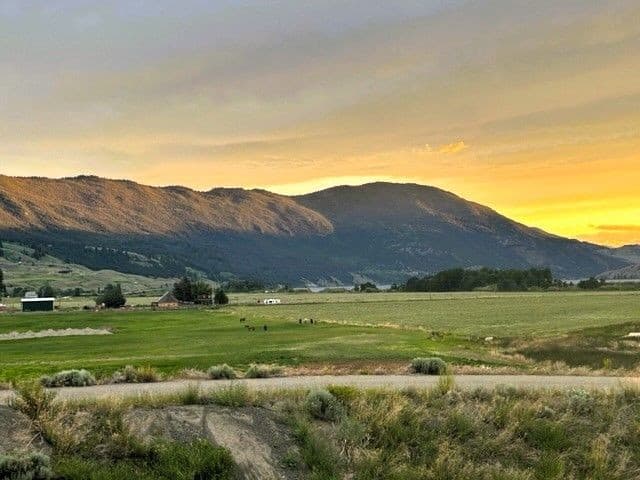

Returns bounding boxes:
[0,175,630,283]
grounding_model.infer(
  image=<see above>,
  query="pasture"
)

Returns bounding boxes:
[1,291,639,382]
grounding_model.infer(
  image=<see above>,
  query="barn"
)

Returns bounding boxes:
[152,291,180,309]
[21,297,55,312]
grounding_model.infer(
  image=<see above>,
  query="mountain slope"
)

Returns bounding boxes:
[296,183,628,280]
[0,175,332,236]
[0,176,629,282]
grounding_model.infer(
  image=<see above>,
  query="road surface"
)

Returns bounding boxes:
[1,374,637,405]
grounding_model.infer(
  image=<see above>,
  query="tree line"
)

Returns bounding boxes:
[404,267,559,292]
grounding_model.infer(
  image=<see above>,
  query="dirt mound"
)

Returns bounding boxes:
[125,405,305,480]
[0,406,50,455]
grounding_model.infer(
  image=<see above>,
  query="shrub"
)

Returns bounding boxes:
[207,364,238,380]
[40,369,96,388]
[11,382,56,421]
[0,452,53,480]
[111,366,161,384]
[210,384,253,407]
[244,364,283,379]
[410,357,447,375]
[304,389,344,422]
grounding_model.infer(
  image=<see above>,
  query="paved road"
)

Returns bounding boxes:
[1,375,637,405]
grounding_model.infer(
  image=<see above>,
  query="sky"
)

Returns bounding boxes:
[0,0,639,246]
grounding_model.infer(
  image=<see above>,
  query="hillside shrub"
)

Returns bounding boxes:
[207,364,237,380]
[244,364,283,379]
[40,369,96,388]
[410,357,447,375]
[0,452,53,480]
[304,389,343,422]
[111,366,161,384]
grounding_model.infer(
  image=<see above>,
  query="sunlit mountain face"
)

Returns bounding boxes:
[1,1,639,246]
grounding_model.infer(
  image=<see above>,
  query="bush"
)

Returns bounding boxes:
[210,384,253,407]
[244,364,283,379]
[111,366,161,384]
[410,357,447,375]
[207,364,237,380]
[11,382,57,421]
[40,369,96,388]
[304,389,344,422]
[0,452,53,480]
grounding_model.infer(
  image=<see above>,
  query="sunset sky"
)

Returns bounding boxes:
[1,1,639,245]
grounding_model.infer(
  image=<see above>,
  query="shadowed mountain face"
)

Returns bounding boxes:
[0,176,629,283]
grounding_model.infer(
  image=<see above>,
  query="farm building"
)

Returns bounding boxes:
[21,297,55,312]
[263,298,281,305]
[152,291,179,309]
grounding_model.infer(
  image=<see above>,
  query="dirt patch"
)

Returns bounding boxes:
[0,406,50,455]
[125,405,305,480]
[0,328,112,341]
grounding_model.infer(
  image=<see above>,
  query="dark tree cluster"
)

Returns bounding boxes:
[354,282,379,292]
[173,276,214,304]
[404,267,555,292]
[223,278,265,292]
[0,267,6,298]
[214,288,229,305]
[96,283,126,308]
[577,277,606,290]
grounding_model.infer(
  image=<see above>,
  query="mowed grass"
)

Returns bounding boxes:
[1,291,639,381]
[233,290,640,336]
[0,308,471,382]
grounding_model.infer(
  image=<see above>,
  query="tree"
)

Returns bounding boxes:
[191,280,213,304]
[0,268,6,298]
[0,239,4,258]
[96,283,126,308]
[577,277,604,290]
[173,276,194,302]
[38,284,56,298]
[214,288,229,305]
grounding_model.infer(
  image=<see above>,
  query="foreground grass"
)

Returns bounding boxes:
[9,381,640,479]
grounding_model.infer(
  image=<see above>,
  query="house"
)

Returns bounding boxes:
[21,297,55,312]
[152,291,180,309]
[263,298,282,305]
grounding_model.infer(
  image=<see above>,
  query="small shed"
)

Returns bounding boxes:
[152,291,179,309]
[21,297,55,312]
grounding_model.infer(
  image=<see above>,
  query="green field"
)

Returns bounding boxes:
[232,290,640,336]
[1,291,639,382]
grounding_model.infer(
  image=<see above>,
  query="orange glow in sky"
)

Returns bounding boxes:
[1,1,639,246]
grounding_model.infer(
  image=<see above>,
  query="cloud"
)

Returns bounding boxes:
[437,141,467,154]
[593,225,640,232]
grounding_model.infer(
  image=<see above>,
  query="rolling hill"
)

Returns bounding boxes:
[0,175,631,284]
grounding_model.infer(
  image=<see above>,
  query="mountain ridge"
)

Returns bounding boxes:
[0,175,632,282]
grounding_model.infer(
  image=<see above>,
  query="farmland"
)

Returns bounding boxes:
[1,291,639,382]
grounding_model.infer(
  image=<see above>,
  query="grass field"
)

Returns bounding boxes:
[232,290,640,336]
[1,291,639,382]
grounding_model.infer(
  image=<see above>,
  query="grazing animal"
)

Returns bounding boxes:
[298,318,302,324]
[240,318,246,323]
[310,318,314,324]
[263,325,268,331]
